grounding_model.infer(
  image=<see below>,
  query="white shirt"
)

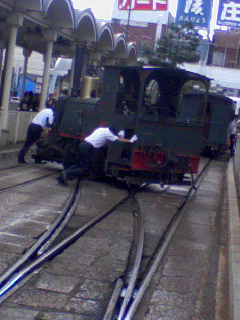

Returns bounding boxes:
[229,119,238,135]
[32,108,54,128]
[85,127,118,148]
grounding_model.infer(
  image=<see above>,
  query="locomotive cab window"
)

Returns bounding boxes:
[141,76,178,121]
[115,70,140,115]
[141,79,161,121]
[178,80,207,124]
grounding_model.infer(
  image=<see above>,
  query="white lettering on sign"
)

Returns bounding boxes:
[153,0,167,10]
[220,2,240,21]
[137,0,150,4]
[118,0,167,10]
[119,0,128,9]
[184,0,203,15]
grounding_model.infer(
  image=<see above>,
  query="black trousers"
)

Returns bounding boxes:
[64,141,93,181]
[230,134,236,154]
[18,123,43,162]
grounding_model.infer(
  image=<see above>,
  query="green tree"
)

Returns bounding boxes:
[140,23,202,67]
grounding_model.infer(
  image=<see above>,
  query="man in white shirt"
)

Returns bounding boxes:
[56,127,138,185]
[18,106,54,164]
[229,115,239,156]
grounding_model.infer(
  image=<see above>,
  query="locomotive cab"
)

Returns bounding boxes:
[181,92,235,156]
[94,66,210,185]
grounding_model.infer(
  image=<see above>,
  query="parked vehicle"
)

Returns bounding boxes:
[10,97,20,103]
[9,96,20,111]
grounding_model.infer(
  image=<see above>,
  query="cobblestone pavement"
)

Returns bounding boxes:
[0,144,239,320]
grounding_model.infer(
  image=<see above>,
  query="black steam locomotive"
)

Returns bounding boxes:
[33,66,212,185]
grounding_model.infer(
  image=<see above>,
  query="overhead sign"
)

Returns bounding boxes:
[175,0,212,28]
[118,0,168,11]
[217,0,240,28]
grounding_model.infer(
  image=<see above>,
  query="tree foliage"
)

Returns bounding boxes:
[140,23,202,67]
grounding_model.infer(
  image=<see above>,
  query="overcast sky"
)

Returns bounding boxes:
[71,0,220,38]
[71,0,176,19]
[71,0,219,25]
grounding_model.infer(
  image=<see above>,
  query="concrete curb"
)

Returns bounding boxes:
[0,148,20,159]
[0,145,36,160]
[228,158,240,320]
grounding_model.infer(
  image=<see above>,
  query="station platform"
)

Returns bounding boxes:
[0,142,27,160]
[0,142,240,319]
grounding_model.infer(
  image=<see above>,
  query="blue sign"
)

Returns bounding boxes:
[217,0,240,28]
[175,0,212,28]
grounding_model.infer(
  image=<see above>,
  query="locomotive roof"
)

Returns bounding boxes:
[184,91,234,102]
[102,65,211,82]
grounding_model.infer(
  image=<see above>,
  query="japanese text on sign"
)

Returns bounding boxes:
[118,0,168,11]
[217,0,240,27]
[175,0,211,28]
[184,0,204,15]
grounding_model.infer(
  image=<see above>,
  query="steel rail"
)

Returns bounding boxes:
[0,185,146,299]
[117,189,144,320]
[37,180,82,255]
[0,164,32,172]
[0,172,57,193]
[124,159,212,320]
[103,279,124,320]
[0,179,81,289]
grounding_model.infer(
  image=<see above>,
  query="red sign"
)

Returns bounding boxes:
[118,0,168,11]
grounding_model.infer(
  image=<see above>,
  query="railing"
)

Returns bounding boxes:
[0,110,36,146]
[234,138,240,192]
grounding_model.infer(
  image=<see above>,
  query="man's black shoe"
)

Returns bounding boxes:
[35,160,47,164]
[18,160,28,164]
[56,172,68,185]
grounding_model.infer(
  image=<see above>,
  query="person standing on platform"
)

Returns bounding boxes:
[18,103,55,164]
[229,115,239,156]
[56,127,138,185]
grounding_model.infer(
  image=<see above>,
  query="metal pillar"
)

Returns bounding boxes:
[20,48,32,102]
[1,26,18,131]
[71,46,86,96]
[0,42,6,88]
[69,53,74,96]
[0,12,23,144]
[39,30,57,111]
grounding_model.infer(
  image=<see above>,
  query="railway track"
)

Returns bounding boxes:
[0,177,147,300]
[104,159,211,320]
[0,179,82,293]
[0,162,61,192]
[0,158,218,319]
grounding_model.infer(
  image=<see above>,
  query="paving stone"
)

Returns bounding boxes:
[175,221,212,242]
[76,279,111,300]
[150,289,195,310]
[0,242,25,254]
[3,220,48,238]
[168,238,208,252]
[65,297,102,314]
[38,312,90,320]
[144,303,192,319]
[158,275,200,294]
[0,307,39,320]
[45,257,87,276]
[0,232,35,247]
[35,273,80,293]
[0,259,9,274]
[8,289,68,309]
[163,255,207,272]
